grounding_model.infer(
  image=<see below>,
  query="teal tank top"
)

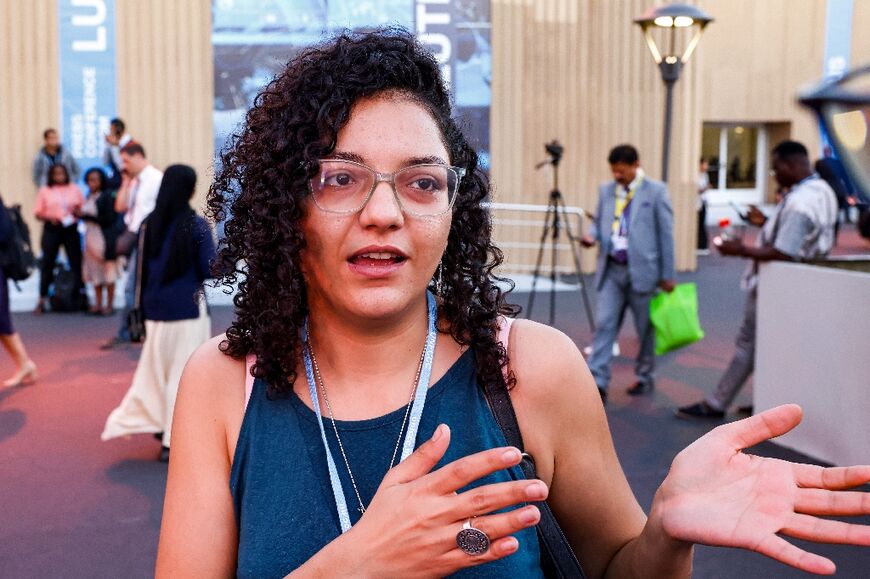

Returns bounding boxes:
[230,350,545,578]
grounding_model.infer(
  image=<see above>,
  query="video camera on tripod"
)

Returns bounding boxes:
[525,140,595,330]
[536,140,564,169]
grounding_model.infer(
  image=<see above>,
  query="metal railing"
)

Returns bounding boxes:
[484,201,589,275]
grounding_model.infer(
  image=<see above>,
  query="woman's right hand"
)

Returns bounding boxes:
[317,424,548,578]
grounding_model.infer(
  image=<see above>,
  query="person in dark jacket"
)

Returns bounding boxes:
[0,195,37,387]
[102,164,215,462]
[80,168,120,315]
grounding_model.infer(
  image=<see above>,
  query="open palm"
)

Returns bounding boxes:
[657,404,870,575]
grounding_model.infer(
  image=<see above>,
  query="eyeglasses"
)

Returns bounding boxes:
[799,65,870,205]
[309,159,465,217]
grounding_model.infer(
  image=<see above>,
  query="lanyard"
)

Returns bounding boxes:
[302,291,438,533]
[611,179,641,237]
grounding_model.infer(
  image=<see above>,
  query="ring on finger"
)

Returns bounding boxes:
[456,519,490,555]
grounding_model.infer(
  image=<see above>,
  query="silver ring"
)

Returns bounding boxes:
[456,519,490,555]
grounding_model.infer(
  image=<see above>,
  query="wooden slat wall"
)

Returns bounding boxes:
[491,0,701,273]
[0,1,60,229]
[0,0,213,238]
[851,0,870,66]
[116,0,213,210]
[696,0,825,156]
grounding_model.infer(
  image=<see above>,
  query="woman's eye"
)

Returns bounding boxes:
[412,177,438,191]
[323,172,354,187]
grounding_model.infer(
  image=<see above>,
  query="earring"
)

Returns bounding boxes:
[435,262,444,297]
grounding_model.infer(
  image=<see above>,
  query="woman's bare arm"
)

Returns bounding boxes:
[155,335,245,578]
[508,320,692,579]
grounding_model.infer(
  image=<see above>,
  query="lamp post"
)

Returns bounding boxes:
[635,3,713,182]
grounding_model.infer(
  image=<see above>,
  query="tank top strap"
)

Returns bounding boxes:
[497,315,514,381]
[244,353,256,408]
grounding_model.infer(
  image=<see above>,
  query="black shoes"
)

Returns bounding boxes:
[158,445,170,463]
[626,381,654,396]
[598,387,608,404]
[675,401,725,420]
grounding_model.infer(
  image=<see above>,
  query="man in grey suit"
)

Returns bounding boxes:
[581,144,676,402]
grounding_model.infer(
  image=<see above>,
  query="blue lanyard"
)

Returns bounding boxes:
[302,291,438,533]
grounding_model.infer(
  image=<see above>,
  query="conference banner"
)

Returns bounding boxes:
[58,0,117,177]
[212,0,491,168]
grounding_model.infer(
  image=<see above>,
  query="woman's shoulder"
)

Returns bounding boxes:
[181,333,247,407]
[507,319,599,409]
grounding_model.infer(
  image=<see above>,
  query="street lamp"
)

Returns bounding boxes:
[635,3,713,182]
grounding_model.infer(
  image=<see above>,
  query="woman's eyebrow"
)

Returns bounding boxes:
[328,150,366,164]
[404,155,449,166]
[327,151,450,167]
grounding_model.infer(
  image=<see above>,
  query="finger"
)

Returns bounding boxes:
[796,487,870,516]
[792,463,870,490]
[467,505,541,541]
[715,404,802,450]
[383,424,451,485]
[782,512,870,546]
[754,534,836,575]
[440,534,521,570]
[424,446,523,495]
[454,480,548,518]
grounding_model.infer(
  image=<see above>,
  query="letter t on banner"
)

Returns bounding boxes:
[58,0,117,179]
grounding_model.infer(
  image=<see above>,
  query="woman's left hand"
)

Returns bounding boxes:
[654,404,870,575]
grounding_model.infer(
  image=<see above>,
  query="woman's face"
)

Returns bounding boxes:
[49,166,68,186]
[300,95,453,322]
[86,172,102,193]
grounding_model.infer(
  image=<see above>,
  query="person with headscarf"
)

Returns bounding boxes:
[101,164,216,462]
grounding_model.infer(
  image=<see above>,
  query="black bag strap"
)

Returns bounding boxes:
[483,321,586,579]
[133,223,146,309]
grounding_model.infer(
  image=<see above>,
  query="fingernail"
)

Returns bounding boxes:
[525,481,547,500]
[502,448,520,464]
[500,537,519,554]
[432,424,444,441]
[518,506,539,525]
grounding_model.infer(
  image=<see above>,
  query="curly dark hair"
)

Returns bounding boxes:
[208,27,518,397]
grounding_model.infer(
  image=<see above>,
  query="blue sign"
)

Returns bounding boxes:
[58,0,117,175]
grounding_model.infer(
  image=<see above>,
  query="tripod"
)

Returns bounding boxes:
[525,159,596,332]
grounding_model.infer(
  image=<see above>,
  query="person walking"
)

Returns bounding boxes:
[677,140,838,419]
[31,128,80,189]
[33,164,85,314]
[580,144,676,402]
[0,195,37,387]
[101,142,163,348]
[80,168,120,315]
[102,164,215,462]
[155,31,870,578]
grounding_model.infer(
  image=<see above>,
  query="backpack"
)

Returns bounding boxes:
[0,204,37,283]
[49,264,87,312]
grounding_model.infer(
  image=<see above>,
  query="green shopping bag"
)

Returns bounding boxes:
[649,282,705,355]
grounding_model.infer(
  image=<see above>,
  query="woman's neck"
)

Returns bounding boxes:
[301,294,435,417]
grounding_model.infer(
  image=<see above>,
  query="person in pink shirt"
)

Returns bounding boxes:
[33,164,85,314]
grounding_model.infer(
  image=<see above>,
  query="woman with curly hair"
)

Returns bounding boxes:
[157,29,870,578]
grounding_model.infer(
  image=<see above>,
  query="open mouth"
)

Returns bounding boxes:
[348,251,408,267]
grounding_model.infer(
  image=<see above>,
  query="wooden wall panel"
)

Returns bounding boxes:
[491,0,701,273]
[116,0,214,210]
[695,0,825,156]
[0,0,59,230]
[852,0,870,67]
[0,0,213,235]
[490,0,866,274]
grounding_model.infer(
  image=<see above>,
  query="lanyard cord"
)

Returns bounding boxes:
[302,291,438,533]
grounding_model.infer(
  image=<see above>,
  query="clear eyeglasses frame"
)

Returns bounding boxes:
[308,158,466,217]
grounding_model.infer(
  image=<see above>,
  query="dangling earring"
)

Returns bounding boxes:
[435,262,445,298]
